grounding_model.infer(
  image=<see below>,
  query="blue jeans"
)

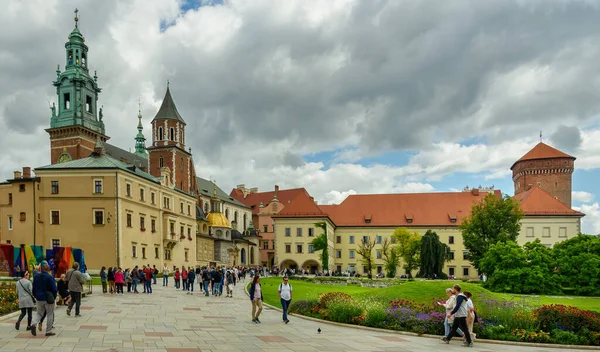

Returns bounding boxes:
[152,274,157,284]
[132,279,138,293]
[188,280,194,291]
[145,279,152,293]
[281,298,291,321]
[203,281,209,296]
[445,317,464,337]
[163,275,168,286]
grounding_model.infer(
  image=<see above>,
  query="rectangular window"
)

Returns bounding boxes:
[151,192,155,204]
[8,216,13,230]
[187,227,191,237]
[285,244,291,253]
[526,227,534,237]
[349,236,355,244]
[188,205,191,215]
[542,227,551,237]
[296,244,303,253]
[449,267,455,277]
[140,189,145,201]
[94,210,104,225]
[285,228,291,237]
[52,239,61,248]
[297,228,302,236]
[349,250,355,259]
[126,184,131,197]
[362,235,369,244]
[151,219,156,232]
[164,249,171,260]
[20,212,26,221]
[185,249,189,262]
[263,225,268,233]
[180,202,184,213]
[449,236,454,244]
[559,227,567,238]
[51,211,60,225]
[463,267,469,277]
[377,266,382,274]
[449,251,455,260]
[336,265,342,273]
[308,244,314,253]
[126,213,132,227]
[376,235,382,244]
[140,216,145,230]
[86,95,92,113]
[376,249,382,259]
[308,228,314,237]
[463,251,469,260]
[142,247,146,259]
[180,226,184,237]
[94,180,103,194]
[263,241,269,250]
[170,222,175,234]
[131,245,136,258]
[336,250,342,258]
[63,92,70,109]
[51,181,59,194]
[336,236,341,244]
[155,247,159,259]
[8,193,12,205]
[19,184,25,192]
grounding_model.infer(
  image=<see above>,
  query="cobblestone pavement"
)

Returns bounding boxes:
[0,283,592,351]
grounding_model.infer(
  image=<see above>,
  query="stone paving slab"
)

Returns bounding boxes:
[0,283,596,351]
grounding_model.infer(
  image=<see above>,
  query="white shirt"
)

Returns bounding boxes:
[466,299,474,315]
[279,283,292,300]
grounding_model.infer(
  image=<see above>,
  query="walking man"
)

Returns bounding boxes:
[443,284,473,347]
[278,276,292,323]
[29,261,57,336]
[66,262,85,317]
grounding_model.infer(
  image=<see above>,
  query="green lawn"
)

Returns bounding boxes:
[254,277,600,312]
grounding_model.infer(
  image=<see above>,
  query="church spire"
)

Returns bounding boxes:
[135,100,147,156]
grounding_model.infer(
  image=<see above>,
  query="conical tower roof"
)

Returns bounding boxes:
[152,86,185,124]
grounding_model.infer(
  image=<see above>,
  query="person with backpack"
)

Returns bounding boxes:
[278,276,292,324]
[153,265,158,284]
[187,267,195,294]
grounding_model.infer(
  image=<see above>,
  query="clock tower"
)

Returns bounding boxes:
[46,9,109,164]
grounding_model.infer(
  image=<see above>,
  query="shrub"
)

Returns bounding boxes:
[327,301,365,324]
[289,299,319,317]
[511,329,551,343]
[319,292,354,308]
[535,305,600,334]
[550,329,589,345]
[364,306,388,328]
[477,295,537,331]
[0,283,18,316]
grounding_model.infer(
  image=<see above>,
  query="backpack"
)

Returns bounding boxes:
[278,283,292,291]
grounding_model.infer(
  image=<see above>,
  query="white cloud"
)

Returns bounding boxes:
[574,203,600,235]
[573,191,594,203]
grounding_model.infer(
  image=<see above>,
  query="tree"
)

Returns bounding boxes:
[381,238,400,278]
[552,234,600,296]
[479,239,561,294]
[392,228,421,278]
[460,193,524,271]
[356,237,376,278]
[310,221,329,271]
[418,230,449,279]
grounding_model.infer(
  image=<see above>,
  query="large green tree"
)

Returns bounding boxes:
[418,230,449,279]
[391,228,421,278]
[381,238,400,278]
[460,193,524,271]
[356,236,376,278]
[479,239,561,294]
[310,221,329,271]
[552,234,600,296]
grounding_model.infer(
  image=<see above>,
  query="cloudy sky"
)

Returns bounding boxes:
[1,0,599,234]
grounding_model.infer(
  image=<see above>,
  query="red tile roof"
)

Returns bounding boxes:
[230,187,309,214]
[319,190,502,227]
[272,192,328,218]
[513,186,584,216]
[511,142,575,170]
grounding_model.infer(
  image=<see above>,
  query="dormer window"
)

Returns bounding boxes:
[448,213,457,223]
[407,219,413,223]
[364,214,372,224]
[405,213,413,224]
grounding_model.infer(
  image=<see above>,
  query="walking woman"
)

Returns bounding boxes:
[249,275,263,323]
[100,266,108,294]
[438,288,463,339]
[15,271,35,330]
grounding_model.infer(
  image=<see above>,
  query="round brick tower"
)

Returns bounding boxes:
[511,142,575,208]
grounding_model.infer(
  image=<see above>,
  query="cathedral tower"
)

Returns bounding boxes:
[46,9,108,164]
[147,84,196,194]
[511,142,575,208]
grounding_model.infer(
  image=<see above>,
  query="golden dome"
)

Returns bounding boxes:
[207,212,231,229]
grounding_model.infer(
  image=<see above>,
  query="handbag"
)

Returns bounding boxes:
[45,290,55,304]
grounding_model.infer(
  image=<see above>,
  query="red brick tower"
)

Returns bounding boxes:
[147,84,196,194]
[511,142,575,208]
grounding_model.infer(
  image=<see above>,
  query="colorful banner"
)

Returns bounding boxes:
[1,245,85,278]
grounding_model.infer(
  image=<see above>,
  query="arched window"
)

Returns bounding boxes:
[159,155,164,168]
[250,247,255,264]
[241,248,246,264]
[158,127,163,140]
[225,208,229,219]
[170,128,174,141]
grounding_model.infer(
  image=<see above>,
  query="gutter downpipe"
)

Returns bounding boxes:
[116,172,121,268]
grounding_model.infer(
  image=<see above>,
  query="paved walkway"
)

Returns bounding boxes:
[0,282,593,352]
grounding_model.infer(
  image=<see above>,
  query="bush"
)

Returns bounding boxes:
[289,299,319,317]
[327,301,365,324]
[511,329,551,343]
[0,282,18,316]
[535,305,600,334]
[319,292,354,308]
[364,306,388,328]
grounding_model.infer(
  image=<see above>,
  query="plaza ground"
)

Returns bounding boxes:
[0,282,593,352]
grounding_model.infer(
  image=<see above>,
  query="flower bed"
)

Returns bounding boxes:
[0,282,19,316]
[289,292,600,346]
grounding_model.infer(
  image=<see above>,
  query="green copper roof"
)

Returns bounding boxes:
[152,86,185,124]
[135,110,147,156]
[36,153,159,184]
[196,177,249,208]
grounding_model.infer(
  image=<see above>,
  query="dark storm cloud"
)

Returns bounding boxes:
[281,152,306,169]
[550,125,583,154]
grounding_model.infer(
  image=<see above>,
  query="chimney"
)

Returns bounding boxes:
[22,167,31,179]
[471,189,479,196]
[237,184,246,189]
[250,187,258,194]
[275,185,279,193]
[13,170,22,179]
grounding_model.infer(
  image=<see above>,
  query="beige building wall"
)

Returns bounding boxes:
[518,216,581,247]
[274,218,335,272]
[196,235,215,266]
[0,177,39,246]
